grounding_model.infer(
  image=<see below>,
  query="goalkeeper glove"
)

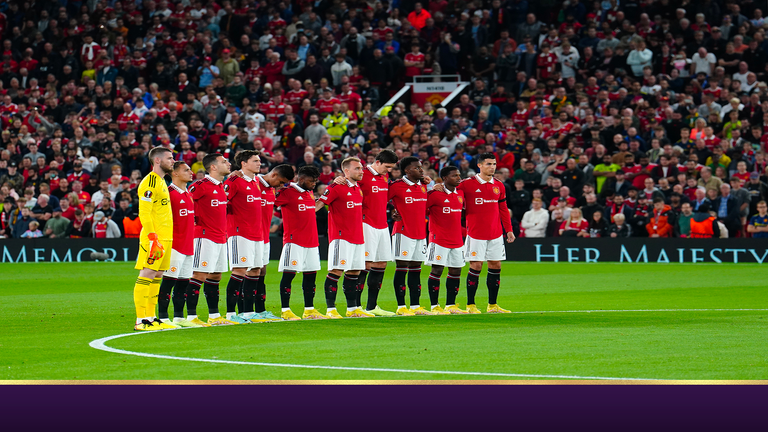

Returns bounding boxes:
[147,232,165,260]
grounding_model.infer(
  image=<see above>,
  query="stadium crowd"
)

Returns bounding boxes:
[1,0,768,241]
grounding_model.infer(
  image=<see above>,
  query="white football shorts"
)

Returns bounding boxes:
[391,233,427,262]
[278,243,322,272]
[192,237,230,273]
[227,236,264,269]
[464,235,506,262]
[425,242,466,268]
[328,239,366,271]
[363,223,393,262]
[164,249,194,279]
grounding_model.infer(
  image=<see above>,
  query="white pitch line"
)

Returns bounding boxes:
[89,309,767,381]
[89,332,656,381]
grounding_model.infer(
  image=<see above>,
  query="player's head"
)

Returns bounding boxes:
[400,156,423,182]
[758,200,767,215]
[236,150,262,175]
[148,147,174,174]
[373,149,398,175]
[269,164,295,186]
[341,157,363,181]
[476,153,497,176]
[203,153,231,178]
[172,161,193,183]
[297,165,320,191]
[440,166,461,188]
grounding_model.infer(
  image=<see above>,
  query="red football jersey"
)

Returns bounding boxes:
[512,110,529,128]
[319,179,364,244]
[189,175,228,243]
[274,183,318,248]
[258,175,276,242]
[388,177,428,240]
[426,188,465,248]
[404,52,425,77]
[359,165,390,229]
[338,91,362,110]
[315,97,340,115]
[285,89,308,110]
[169,183,195,255]
[224,174,263,242]
[457,175,513,240]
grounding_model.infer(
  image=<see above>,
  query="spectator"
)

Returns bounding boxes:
[588,211,608,238]
[91,211,121,238]
[747,201,768,238]
[11,207,35,239]
[689,203,721,238]
[559,207,589,237]
[44,207,70,239]
[21,220,43,238]
[677,203,694,237]
[608,213,632,238]
[521,198,548,238]
[647,197,675,238]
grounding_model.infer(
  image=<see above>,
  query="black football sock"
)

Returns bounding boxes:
[356,270,368,307]
[254,275,266,313]
[172,278,189,319]
[487,268,501,305]
[324,273,340,309]
[157,276,175,319]
[366,267,386,310]
[302,272,317,308]
[427,272,440,307]
[446,274,460,306]
[407,267,422,307]
[203,279,220,316]
[225,274,243,314]
[466,268,480,305]
[343,274,359,309]
[186,279,203,316]
[242,275,258,313]
[394,266,408,307]
[280,272,297,309]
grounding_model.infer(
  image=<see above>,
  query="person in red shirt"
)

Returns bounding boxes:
[426,166,469,314]
[223,150,267,324]
[285,79,308,112]
[559,207,590,236]
[337,83,362,112]
[404,44,425,77]
[315,88,340,115]
[387,156,433,316]
[253,164,295,318]
[156,161,206,327]
[407,2,432,31]
[189,153,236,326]
[274,165,327,320]
[439,153,515,314]
[316,157,374,318]
[537,44,558,80]
[67,161,91,185]
[117,103,139,131]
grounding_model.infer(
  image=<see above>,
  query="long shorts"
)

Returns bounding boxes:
[278,243,322,273]
[363,223,393,262]
[227,236,263,269]
[328,239,366,271]
[135,238,172,271]
[192,237,229,273]
[464,235,506,262]
[391,233,427,262]
[261,241,271,266]
[163,249,194,279]
[425,242,466,268]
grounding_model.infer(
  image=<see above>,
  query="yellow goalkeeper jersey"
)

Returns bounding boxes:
[137,171,173,242]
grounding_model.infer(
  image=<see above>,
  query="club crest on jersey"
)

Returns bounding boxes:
[458,197,464,204]
[340,260,347,265]
[291,260,298,266]
[240,257,247,262]
[402,251,408,256]
[365,251,369,257]
[170,267,177,273]
[436,255,442,261]
[360,190,363,196]
[143,190,153,199]
[493,187,500,195]
[471,251,477,257]
[420,186,427,193]
[201,261,208,267]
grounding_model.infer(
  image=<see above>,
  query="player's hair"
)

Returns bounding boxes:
[298,165,320,179]
[399,156,420,172]
[272,164,296,180]
[148,147,172,164]
[440,165,459,178]
[341,157,361,171]
[202,153,224,172]
[172,161,187,171]
[477,152,496,164]
[375,149,398,164]
[235,149,261,166]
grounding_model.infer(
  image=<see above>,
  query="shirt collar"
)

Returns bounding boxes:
[169,183,186,193]
[290,182,305,193]
[346,178,357,187]
[402,176,417,186]
[258,174,270,187]
[366,165,380,176]
[205,174,220,185]
[443,186,456,194]
[241,172,254,182]
[475,174,494,184]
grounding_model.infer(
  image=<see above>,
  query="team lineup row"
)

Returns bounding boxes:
[130,147,516,331]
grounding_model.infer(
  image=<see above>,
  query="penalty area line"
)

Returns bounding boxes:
[89,331,658,381]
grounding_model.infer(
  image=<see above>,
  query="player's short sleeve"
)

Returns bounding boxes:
[138,176,157,203]
[319,184,336,203]
[274,189,289,208]
[189,181,203,200]
[387,181,398,201]
[224,178,236,198]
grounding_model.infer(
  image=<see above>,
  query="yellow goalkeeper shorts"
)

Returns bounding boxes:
[134,239,172,271]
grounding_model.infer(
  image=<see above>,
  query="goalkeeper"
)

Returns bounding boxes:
[133,147,176,331]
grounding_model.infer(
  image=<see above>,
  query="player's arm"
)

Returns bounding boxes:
[497,186,515,243]
[138,179,164,258]
[387,182,402,221]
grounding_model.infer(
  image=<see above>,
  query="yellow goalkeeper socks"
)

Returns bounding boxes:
[134,277,152,321]
[146,277,162,318]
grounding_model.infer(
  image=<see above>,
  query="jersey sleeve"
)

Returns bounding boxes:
[274,189,289,208]
[189,181,204,201]
[224,177,237,199]
[319,184,337,204]
[497,184,513,233]
[137,178,157,235]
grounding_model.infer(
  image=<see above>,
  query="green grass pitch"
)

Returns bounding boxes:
[1,262,766,380]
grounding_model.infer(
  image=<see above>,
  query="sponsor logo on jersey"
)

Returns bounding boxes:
[179,209,188,216]
[405,197,413,204]
[372,186,379,193]
[161,198,169,205]
[475,198,496,204]
[143,190,153,198]
[246,195,257,202]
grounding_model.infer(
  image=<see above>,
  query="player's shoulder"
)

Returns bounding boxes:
[189,178,207,192]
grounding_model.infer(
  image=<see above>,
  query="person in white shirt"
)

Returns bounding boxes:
[732,62,750,88]
[555,41,579,79]
[627,39,653,77]
[521,198,549,238]
[690,48,716,76]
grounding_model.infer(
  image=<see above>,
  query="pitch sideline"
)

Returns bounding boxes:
[89,308,768,380]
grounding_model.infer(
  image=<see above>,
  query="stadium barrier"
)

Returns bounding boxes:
[1,238,767,264]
